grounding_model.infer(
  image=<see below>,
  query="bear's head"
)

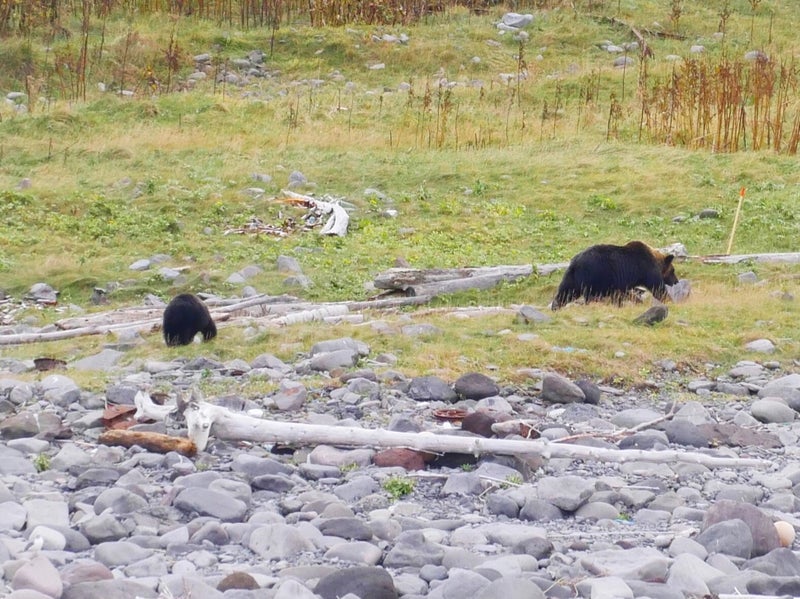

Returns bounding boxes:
[658,252,678,285]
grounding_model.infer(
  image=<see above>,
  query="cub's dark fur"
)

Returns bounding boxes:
[162,293,217,346]
[551,241,678,310]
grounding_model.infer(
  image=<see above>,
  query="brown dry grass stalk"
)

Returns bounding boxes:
[641,56,800,154]
[0,0,476,32]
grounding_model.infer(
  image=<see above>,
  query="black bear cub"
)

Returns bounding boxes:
[162,293,217,346]
[551,241,678,310]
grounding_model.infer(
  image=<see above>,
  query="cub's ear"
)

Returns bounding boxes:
[663,254,675,265]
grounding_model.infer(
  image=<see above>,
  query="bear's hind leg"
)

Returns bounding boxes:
[202,321,217,341]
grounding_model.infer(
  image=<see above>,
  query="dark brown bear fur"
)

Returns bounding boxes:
[162,293,217,346]
[551,241,678,310]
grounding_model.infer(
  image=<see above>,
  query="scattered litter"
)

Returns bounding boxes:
[225,190,350,237]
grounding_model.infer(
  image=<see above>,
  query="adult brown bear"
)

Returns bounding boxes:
[551,241,678,310]
[162,293,217,346]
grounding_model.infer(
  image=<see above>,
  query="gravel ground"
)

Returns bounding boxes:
[1,329,800,599]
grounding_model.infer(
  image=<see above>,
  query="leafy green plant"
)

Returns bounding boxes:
[586,195,619,211]
[383,476,415,500]
[471,180,488,197]
[33,453,51,472]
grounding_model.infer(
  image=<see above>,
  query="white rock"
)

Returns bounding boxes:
[745,338,776,353]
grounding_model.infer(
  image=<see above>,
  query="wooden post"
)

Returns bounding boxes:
[726,187,746,255]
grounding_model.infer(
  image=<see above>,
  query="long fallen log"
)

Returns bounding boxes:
[224,300,320,318]
[210,294,302,313]
[0,319,162,346]
[374,265,534,289]
[406,273,532,297]
[372,263,567,297]
[139,393,770,469]
[196,409,768,468]
[54,308,164,331]
[700,252,800,264]
[343,295,433,311]
[536,262,570,276]
[374,265,535,297]
[272,305,350,325]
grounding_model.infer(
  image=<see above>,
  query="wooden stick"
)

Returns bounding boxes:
[726,187,746,255]
[551,401,678,444]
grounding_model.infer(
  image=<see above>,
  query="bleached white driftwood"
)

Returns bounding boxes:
[536,262,570,276]
[0,327,105,345]
[701,252,800,264]
[227,301,319,319]
[373,265,534,289]
[54,308,163,330]
[272,305,350,326]
[0,319,162,346]
[373,265,535,298]
[281,190,349,236]
[209,294,302,312]
[134,390,177,421]
[405,273,530,297]
[176,398,768,469]
[342,296,434,311]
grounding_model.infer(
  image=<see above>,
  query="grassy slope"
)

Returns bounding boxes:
[0,2,798,390]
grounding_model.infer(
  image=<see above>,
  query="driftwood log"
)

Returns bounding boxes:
[373,265,534,289]
[701,252,800,265]
[373,265,534,297]
[133,392,770,469]
[98,429,197,457]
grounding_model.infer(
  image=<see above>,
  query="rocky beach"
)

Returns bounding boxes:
[1,313,800,599]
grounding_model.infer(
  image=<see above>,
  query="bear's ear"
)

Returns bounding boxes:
[663,254,674,266]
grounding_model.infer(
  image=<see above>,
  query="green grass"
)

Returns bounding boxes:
[0,2,798,390]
